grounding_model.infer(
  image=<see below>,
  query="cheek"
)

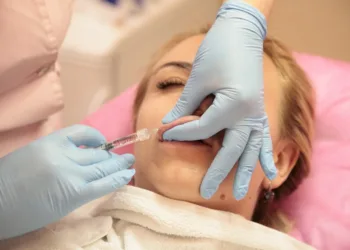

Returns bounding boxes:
[264,99,280,144]
[248,163,266,193]
[133,92,182,186]
[135,92,181,131]
[134,92,181,168]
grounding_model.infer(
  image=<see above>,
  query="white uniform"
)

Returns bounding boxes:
[0,0,72,157]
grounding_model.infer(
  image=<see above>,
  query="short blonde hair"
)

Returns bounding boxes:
[133,26,315,232]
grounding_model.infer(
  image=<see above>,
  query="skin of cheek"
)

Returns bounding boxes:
[133,89,267,220]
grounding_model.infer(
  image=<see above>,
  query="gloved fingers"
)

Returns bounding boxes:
[200,127,251,199]
[84,154,135,182]
[259,121,277,180]
[67,147,112,166]
[79,169,135,202]
[63,125,106,148]
[162,100,226,142]
[162,75,207,124]
[233,129,262,200]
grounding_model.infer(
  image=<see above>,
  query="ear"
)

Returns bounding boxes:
[263,139,300,190]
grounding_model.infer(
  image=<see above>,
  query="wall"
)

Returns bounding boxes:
[60,0,350,125]
[267,0,350,62]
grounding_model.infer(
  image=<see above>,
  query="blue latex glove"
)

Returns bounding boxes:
[0,125,135,240]
[162,1,277,200]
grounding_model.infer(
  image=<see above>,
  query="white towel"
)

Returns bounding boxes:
[88,186,315,250]
[1,186,315,250]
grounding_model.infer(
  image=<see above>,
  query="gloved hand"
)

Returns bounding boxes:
[0,125,135,240]
[162,1,277,200]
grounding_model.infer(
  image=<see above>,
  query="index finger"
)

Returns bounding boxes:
[66,147,111,166]
[63,125,106,148]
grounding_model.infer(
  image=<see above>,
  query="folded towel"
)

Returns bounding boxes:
[0,216,112,250]
[1,186,315,250]
[87,186,314,250]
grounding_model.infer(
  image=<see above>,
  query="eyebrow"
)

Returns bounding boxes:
[153,61,192,75]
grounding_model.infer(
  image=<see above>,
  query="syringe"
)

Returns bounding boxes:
[97,128,158,151]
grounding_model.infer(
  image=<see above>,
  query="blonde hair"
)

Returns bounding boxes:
[133,26,315,232]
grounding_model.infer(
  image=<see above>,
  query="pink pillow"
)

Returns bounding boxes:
[82,84,137,155]
[280,53,350,249]
[81,53,350,249]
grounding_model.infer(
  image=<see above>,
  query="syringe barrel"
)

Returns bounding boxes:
[97,128,156,151]
[111,133,139,149]
[136,128,151,141]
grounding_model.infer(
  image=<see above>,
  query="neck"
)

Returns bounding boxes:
[133,179,256,221]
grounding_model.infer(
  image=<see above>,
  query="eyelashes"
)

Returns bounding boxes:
[156,78,185,90]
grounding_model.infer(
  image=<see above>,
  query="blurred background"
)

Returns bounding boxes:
[59,0,350,125]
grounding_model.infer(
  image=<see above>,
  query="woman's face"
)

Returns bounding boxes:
[133,34,284,219]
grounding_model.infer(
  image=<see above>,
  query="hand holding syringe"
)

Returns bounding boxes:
[97,128,158,151]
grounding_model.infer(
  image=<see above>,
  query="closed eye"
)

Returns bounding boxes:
[156,79,185,89]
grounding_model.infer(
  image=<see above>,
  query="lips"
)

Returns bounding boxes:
[157,115,199,141]
[158,116,218,148]
[201,138,214,147]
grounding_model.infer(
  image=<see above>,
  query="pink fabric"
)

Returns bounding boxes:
[280,53,350,249]
[0,0,73,157]
[82,85,138,156]
[81,53,350,250]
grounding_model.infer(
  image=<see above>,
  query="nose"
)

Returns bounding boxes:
[193,94,215,117]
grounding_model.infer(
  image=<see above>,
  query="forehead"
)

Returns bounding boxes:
[154,34,205,68]
[153,34,277,76]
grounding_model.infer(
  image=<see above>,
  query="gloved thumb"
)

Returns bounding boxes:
[162,78,206,124]
[60,125,106,148]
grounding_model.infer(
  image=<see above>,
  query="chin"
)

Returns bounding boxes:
[136,159,208,202]
[134,138,217,202]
